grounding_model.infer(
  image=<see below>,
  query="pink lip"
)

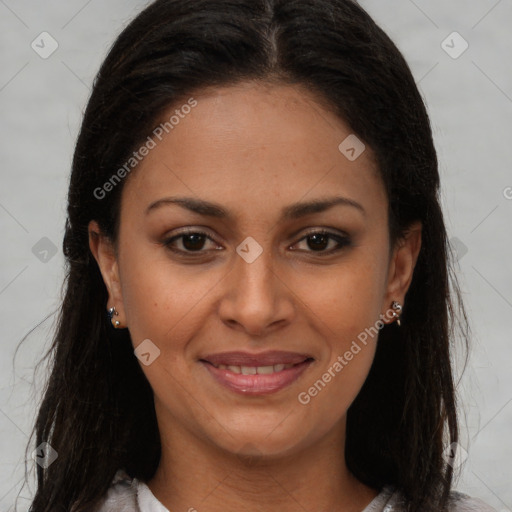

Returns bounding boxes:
[200,350,313,367]
[201,359,314,395]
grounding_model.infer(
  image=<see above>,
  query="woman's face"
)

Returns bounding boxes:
[90,81,421,458]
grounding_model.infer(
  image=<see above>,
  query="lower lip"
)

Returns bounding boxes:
[201,360,313,395]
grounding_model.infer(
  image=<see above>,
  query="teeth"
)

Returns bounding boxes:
[256,365,274,374]
[215,363,298,374]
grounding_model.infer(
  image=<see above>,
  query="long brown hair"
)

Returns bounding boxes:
[22,1,469,511]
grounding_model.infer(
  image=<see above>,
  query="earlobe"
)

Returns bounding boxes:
[88,220,126,326]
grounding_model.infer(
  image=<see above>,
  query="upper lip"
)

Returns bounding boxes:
[200,350,314,367]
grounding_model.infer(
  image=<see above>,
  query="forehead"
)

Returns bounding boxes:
[120,81,385,222]
[163,81,365,160]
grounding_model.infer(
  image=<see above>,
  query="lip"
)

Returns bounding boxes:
[200,351,314,395]
[200,350,313,367]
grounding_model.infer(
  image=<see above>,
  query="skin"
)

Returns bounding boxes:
[89,81,421,512]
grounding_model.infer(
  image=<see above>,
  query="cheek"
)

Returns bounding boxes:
[292,251,386,413]
[296,273,381,429]
[296,252,388,339]
[119,248,233,366]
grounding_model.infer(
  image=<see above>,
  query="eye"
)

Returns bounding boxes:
[162,228,351,257]
[162,230,222,254]
[291,230,351,253]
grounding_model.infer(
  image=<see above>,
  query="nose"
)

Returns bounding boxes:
[218,242,295,337]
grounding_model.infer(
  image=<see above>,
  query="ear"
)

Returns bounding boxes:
[88,220,126,327]
[381,221,422,323]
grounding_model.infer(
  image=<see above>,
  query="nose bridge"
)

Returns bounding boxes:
[219,235,290,334]
[233,236,277,304]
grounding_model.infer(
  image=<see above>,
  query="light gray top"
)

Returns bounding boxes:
[93,468,497,512]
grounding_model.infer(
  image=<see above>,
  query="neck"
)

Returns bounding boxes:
[146,415,378,512]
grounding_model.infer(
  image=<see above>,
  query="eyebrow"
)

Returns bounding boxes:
[145,195,366,220]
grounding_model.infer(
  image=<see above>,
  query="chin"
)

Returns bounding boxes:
[206,418,314,461]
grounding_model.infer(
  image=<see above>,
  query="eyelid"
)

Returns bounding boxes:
[295,227,349,240]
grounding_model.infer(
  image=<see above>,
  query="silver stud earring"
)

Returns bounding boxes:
[107,306,121,328]
[391,301,402,327]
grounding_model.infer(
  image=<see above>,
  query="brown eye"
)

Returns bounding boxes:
[306,233,330,251]
[293,230,351,253]
[180,233,207,251]
[163,230,221,254]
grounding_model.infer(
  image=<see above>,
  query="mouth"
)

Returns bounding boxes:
[205,361,306,374]
[199,351,315,395]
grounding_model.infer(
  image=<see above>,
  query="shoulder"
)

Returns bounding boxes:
[446,490,498,512]
[93,468,140,512]
[375,486,497,512]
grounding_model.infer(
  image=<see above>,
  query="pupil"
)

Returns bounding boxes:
[308,234,328,251]
[183,234,205,251]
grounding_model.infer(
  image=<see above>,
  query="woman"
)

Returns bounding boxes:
[26,0,496,511]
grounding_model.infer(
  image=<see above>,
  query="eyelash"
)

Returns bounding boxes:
[162,229,351,257]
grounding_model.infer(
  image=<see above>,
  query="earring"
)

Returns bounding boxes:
[107,306,121,328]
[391,301,402,327]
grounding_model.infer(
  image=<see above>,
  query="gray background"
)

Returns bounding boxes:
[0,1,511,510]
